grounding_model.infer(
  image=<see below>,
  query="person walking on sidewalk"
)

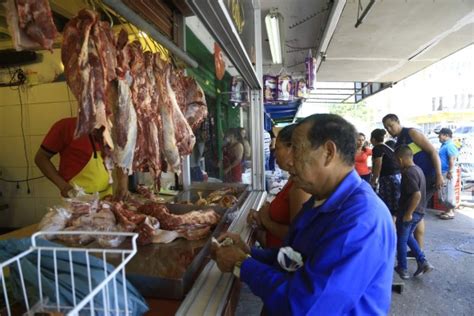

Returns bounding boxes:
[383,113,443,250]
[394,145,434,279]
[436,128,459,219]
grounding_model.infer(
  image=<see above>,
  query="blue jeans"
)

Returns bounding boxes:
[396,211,426,270]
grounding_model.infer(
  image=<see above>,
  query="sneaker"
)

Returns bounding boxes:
[395,266,410,280]
[407,250,416,259]
[414,261,434,278]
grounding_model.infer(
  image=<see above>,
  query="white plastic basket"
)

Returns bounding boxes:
[0,231,138,316]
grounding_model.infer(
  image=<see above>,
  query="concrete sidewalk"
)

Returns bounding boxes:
[390,207,474,315]
[236,207,474,315]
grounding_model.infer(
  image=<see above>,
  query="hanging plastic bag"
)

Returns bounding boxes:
[230,76,247,103]
[438,174,457,209]
[277,73,293,101]
[296,78,308,98]
[305,50,317,90]
[214,43,226,80]
[263,74,278,102]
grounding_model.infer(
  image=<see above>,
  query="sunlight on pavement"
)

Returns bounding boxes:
[457,206,474,219]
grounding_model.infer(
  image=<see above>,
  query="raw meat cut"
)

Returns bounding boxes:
[129,41,162,178]
[5,0,58,51]
[183,77,208,130]
[111,29,137,174]
[61,9,116,148]
[112,201,146,232]
[137,203,220,230]
[170,73,208,131]
[154,56,181,173]
[163,64,196,156]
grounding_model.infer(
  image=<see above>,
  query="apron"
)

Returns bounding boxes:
[69,136,112,198]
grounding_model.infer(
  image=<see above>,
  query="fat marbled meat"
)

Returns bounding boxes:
[170,71,208,131]
[61,9,116,148]
[126,43,163,179]
[138,203,220,230]
[163,63,196,156]
[6,0,58,51]
[111,29,137,174]
[61,13,208,183]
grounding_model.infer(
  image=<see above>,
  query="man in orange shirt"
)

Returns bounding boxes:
[35,117,127,198]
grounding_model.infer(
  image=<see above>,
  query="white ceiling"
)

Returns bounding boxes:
[317,0,474,83]
[260,0,333,76]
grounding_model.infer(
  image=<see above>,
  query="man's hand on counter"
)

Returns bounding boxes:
[214,245,249,273]
[217,232,250,253]
[210,232,251,273]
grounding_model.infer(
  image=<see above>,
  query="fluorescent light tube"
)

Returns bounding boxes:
[265,12,283,64]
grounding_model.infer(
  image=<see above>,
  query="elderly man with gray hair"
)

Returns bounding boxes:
[211,114,396,315]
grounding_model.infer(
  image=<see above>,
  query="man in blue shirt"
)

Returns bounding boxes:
[212,114,396,315]
[436,128,459,219]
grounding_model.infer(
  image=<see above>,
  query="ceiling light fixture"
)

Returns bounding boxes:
[265,9,284,64]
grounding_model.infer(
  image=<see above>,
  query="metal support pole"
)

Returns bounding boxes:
[103,0,198,68]
[355,0,376,28]
[252,0,265,191]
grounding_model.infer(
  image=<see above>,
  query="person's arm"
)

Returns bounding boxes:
[259,206,288,241]
[371,157,382,188]
[224,144,244,173]
[241,204,392,315]
[403,191,421,222]
[35,148,72,197]
[446,155,456,180]
[446,144,459,180]
[409,129,443,188]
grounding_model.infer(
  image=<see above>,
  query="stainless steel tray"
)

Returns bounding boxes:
[107,203,237,299]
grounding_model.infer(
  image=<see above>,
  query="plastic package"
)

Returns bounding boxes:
[230,76,247,103]
[305,50,317,90]
[37,206,72,239]
[263,74,278,102]
[295,78,308,98]
[277,74,293,101]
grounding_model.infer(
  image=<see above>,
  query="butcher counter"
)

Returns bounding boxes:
[0,189,266,315]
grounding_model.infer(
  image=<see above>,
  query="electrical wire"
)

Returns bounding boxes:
[4,67,33,193]
[0,176,45,183]
[18,82,31,194]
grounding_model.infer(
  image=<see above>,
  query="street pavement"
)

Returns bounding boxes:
[236,206,474,315]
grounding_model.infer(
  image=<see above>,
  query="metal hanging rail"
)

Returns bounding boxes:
[102,0,198,68]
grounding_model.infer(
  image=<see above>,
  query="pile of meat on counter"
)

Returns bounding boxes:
[38,187,222,247]
[60,9,207,181]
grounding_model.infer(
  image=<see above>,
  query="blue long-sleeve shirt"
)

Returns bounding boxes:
[241,170,396,315]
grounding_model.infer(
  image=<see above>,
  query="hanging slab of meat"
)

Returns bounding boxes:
[128,42,155,172]
[170,69,187,113]
[5,0,58,51]
[61,9,116,148]
[170,72,208,131]
[137,203,220,230]
[154,55,181,173]
[164,64,196,156]
[142,51,162,179]
[183,77,208,130]
[111,29,137,174]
